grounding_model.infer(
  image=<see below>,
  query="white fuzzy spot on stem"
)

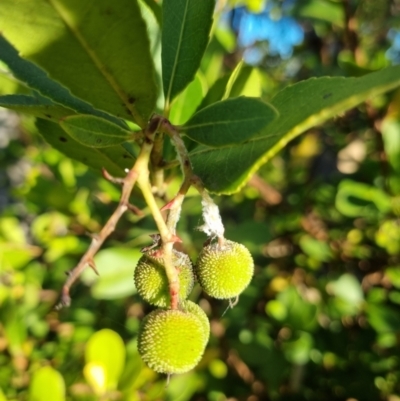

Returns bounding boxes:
[199,191,225,238]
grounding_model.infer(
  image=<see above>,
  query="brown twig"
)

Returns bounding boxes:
[126,202,144,216]
[101,168,125,184]
[56,118,159,309]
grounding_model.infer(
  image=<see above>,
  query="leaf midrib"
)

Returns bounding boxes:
[189,79,400,157]
[67,127,129,138]
[184,115,269,130]
[46,0,146,128]
[165,0,190,105]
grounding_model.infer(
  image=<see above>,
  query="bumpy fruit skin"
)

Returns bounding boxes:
[195,240,254,299]
[180,300,210,346]
[138,309,207,374]
[134,250,194,307]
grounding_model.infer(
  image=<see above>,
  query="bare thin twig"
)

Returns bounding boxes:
[56,119,159,309]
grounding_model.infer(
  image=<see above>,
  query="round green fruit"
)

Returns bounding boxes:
[195,240,254,299]
[180,300,210,346]
[138,309,207,374]
[134,250,194,307]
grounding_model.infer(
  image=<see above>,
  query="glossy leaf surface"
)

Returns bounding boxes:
[162,0,214,105]
[183,97,278,147]
[169,74,205,125]
[189,65,400,193]
[36,119,136,177]
[0,0,157,127]
[85,329,126,391]
[0,36,125,127]
[81,248,142,299]
[29,367,65,401]
[0,94,73,122]
[60,115,134,148]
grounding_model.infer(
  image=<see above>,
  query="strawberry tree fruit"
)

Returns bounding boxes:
[137,308,207,374]
[134,250,194,307]
[180,300,210,346]
[195,240,254,299]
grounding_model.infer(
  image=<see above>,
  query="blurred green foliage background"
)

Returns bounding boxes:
[1,0,400,400]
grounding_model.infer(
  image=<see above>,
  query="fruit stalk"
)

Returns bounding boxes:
[56,121,158,308]
[137,174,180,309]
[161,118,194,233]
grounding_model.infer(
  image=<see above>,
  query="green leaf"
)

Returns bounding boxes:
[0,0,157,127]
[190,65,400,194]
[335,179,392,218]
[0,387,6,401]
[229,65,263,99]
[294,0,344,28]
[85,329,126,391]
[0,69,29,96]
[0,36,124,127]
[29,366,65,401]
[169,74,205,125]
[162,0,214,105]
[81,248,141,299]
[140,0,162,26]
[196,64,262,112]
[222,61,263,100]
[0,94,73,122]
[36,119,136,177]
[367,304,400,333]
[328,274,364,306]
[197,73,230,111]
[223,60,245,100]
[382,118,400,173]
[282,332,314,365]
[183,97,278,147]
[60,115,135,148]
[385,266,400,289]
[278,286,318,331]
[299,234,333,262]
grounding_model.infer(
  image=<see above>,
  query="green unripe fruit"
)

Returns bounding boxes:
[195,240,254,299]
[180,300,210,346]
[138,309,207,374]
[134,250,194,307]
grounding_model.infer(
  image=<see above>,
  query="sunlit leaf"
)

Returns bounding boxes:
[282,332,313,365]
[294,0,345,28]
[189,65,400,193]
[367,304,400,333]
[162,0,214,105]
[169,74,205,125]
[36,119,136,177]
[85,329,126,391]
[0,36,125,127]
[60,115,135,148]
[29,366,65,401]
[335,180,392,217]
[328,274,364,306]
[299,235,333,262]
[0,0,157,126]
[183,97,277,147]
[81,248,142,299]
[0,94,73,122]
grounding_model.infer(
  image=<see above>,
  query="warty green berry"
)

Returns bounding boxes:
[134,250,194,307]
[138,308,207,374]
[195,240,254,299]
